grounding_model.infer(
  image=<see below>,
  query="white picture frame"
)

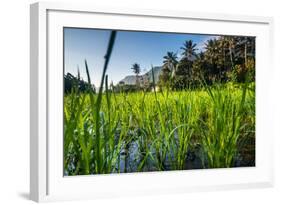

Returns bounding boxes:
[30,2,274,202]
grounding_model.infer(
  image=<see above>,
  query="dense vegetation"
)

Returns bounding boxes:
[64,31,255,175]
[158,36,255,90]
[64,72,95,94]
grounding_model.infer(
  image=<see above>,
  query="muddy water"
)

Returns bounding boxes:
[116,139,255,173]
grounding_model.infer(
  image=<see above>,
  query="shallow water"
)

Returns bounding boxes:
[116,138,255,173]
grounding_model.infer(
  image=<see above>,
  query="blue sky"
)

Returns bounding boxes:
[64,28,218,86]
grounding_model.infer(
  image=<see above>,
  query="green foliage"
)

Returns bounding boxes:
[181,40,197,58]
[228,58,255,83]
[63,31,255,175]
[64,72,95,94]
[199,83,251,167]
[166,36,255,90]
[158,66,172,89]
[64,81,255,174]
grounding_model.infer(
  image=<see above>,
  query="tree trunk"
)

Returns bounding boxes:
[244,38,247,65]
[229,46,234,69]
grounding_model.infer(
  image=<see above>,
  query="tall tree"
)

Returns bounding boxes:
[222,36,236,69]
[163,51,178,77]
[131,63,141,87]
[191,51,207,84]
[204,38,225,81]
[171,40,198,89]
[181,40,197,60]
[232,36,255,82]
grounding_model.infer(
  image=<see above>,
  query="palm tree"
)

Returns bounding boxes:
[131,63,141,87]
[204,38,222,79]
[163,51,178,77]
[181,40,197,60]
[204,39,220,62]
[177,40,198,85]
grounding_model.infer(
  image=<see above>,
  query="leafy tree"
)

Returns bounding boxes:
[163,51,178,77]
[158,66,172,89]
[181,40,197,59]
[190,52,207,87]
[204,38,225,81]
[172,40,197,89]
[159,51,178,89]
[64,72,95,93]
[131,63,141,87]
